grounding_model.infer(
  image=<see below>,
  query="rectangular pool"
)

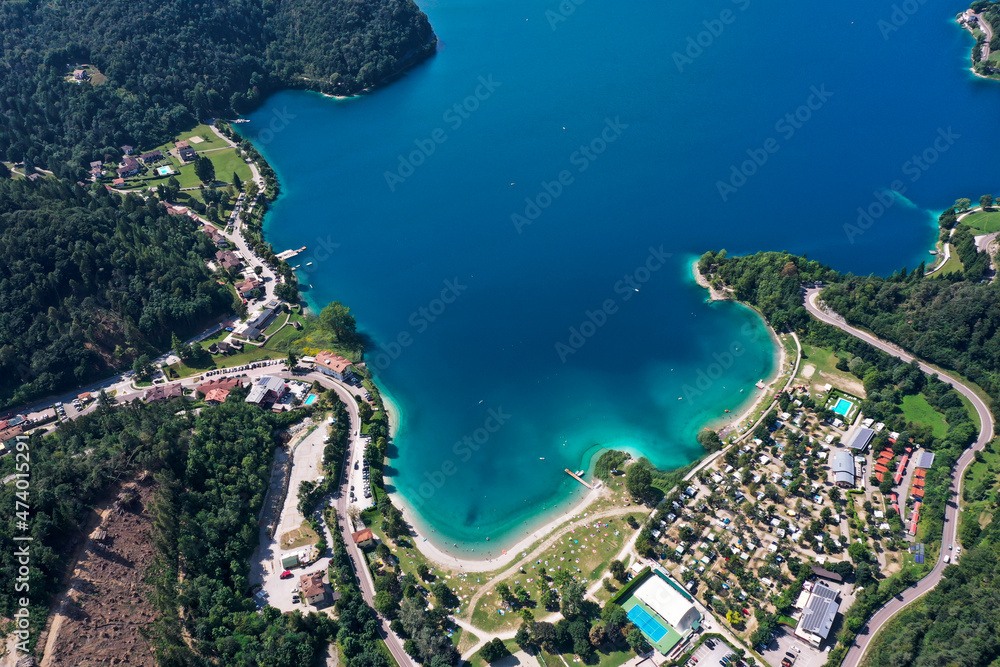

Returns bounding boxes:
[304,394,318,406]
[833,398,853,416]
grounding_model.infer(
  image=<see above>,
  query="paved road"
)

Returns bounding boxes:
[804,289,994,667]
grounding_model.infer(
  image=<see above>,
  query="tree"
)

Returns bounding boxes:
[0,162,9,179]
[980,194,994,210]
[698,429,723,452]
[286,351,298,369]
[132,354,153,380]
[374,590,396,616]
[416,563,431,581]
[514,624,533,650]
[560,581,586,618]
[609,559,627,582]
[626,463,653,501]
[232,171,242,191]
[194,154,216,184]
[532,622,558,653]
[626,626,650,654]
[955,198,972,212]
[828,486,841,503]
[480,638,509,663]
[319,301,358,341]
[589,623,607,647]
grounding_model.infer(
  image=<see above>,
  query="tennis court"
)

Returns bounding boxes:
[627,604,668,642]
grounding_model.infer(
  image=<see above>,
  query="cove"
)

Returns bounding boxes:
[239,0,1000,553]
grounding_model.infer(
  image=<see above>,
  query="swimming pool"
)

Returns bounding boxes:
[627,604,667,642]
[833,398,853,416]
[304,394,318,406]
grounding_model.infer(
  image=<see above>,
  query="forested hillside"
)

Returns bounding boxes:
[0,0,435,176]
[0,178,231,407]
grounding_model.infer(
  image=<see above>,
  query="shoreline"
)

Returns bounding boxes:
[376,261,788,572]
[689,258,787,440]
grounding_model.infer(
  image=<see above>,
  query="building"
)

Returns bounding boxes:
[140,150,163,163]
[622,570,701,654]
[178,146,197,162]
[205,388,230,404]
[117,157,141,178]
[121,145,134,155]
[914,451,935,469]
[89,160,102,169]
[245,376,286,406]
[236,276,262,298]
[298,571,329,606]
[0,424,25,448]
[845,426,875,453]
[830,450,855,488]
[73,69,87,80]
[352,528,376,548]
[202,225,226,246]
[196,377,244,395]
[215,249,243,271]
[144,384,183,403]
[795,581,840,647]
[314,351,353,381]
[241,306,279,341]
[810,566,843,583]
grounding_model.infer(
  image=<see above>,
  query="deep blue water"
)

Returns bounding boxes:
[241,0,1000,554]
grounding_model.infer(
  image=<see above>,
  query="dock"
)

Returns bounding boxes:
[276,246,307,261]
[565,468,594,489]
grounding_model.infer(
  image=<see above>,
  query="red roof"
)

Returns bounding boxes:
[875,472,884,483]
[912,477,924,488]
[912,488,924,499]
[914,469,926,479]
[874,464,888,474]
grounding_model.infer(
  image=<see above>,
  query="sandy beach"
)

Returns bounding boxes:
[375,264,789,572]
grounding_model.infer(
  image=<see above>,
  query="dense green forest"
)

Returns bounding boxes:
[150,400,337,665]
[0,178,231,407]
[1,0,435,176]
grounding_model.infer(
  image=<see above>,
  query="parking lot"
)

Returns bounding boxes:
[761,630,826,667]
[690,637,739,667]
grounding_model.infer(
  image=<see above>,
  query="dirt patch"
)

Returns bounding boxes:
[280,521,319,550]
[801,364,816,378]
[39,480,159,666]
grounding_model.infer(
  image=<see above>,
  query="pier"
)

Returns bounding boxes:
[564,468,594,489]
[276,246,307,261]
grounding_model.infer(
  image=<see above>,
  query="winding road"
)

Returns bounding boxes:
[804,289,994,667]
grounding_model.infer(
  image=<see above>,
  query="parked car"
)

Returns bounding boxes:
[280,570,293,579]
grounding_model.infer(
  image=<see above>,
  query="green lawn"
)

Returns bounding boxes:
[937,246,965,276]
[899,394,949,438]
[204,148,253,185]
[960,209,1000,234]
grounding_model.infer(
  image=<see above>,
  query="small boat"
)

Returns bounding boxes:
[539,457,545,460]
[575,470,584,477]
[306,262,313,266]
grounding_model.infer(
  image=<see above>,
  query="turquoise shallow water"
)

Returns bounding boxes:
[241,0,1000,554]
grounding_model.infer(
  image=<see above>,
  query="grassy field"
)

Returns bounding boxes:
[165,342,281,378]
[205,148,253,185]
[960,209,1000,234]
[280,520,320,549]
[467,512,643,633]
[937,246,965,276]
[899,394,949,438]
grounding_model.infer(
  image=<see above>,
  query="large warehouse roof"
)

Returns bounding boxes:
[634,574,701,634]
